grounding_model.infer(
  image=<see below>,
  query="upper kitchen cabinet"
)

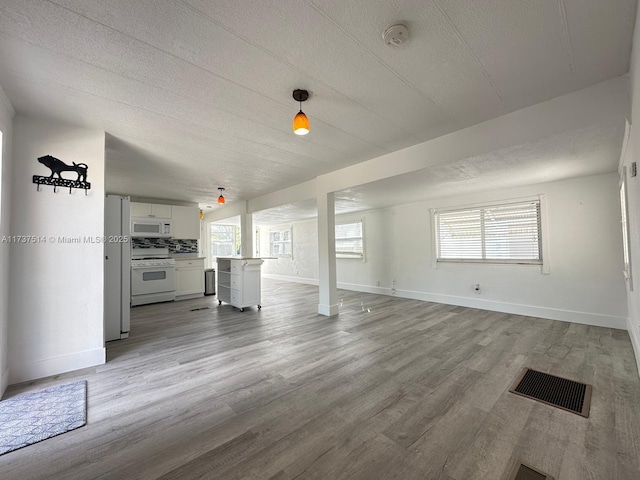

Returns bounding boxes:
[171,206,200,239]
[131,202,172,219]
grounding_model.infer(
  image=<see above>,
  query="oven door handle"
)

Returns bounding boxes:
[131,266,176,270]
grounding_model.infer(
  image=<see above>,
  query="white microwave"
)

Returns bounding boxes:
[130,218,172,238]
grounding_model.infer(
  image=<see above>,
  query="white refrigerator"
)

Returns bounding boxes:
[104,194,131,341]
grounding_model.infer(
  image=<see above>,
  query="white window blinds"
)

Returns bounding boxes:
[335,221,364,258]
[435,200,542,263]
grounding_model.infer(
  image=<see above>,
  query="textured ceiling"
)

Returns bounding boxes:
[0,0,636,212]
[251,120,625,225]
[334,123,624,212]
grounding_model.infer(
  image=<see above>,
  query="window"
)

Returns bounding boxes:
[335,221,364,259]
[210,224,237,257]
[434,199,542,264]
[0,131,2,219]
[620,168,633,290]
[255,228,260,257]
[270,228,292,257]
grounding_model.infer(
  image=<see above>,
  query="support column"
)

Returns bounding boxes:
[317,191,339,316]
[239,207,253,257]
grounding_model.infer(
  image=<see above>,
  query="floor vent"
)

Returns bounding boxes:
[190,307,210,311]
[507,461,554,480]
[509,368,591,417]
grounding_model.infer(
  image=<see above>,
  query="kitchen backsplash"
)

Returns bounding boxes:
[132,237,199,253]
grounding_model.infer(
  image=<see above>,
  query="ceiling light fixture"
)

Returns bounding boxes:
[217,187,225,204]
[292,89,310,135]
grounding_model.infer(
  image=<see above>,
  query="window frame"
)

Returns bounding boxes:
[269,227,293,258]
[209,223,238,259]
[431,196,549,272]
[620,167,634,291]
[255,227,260,257]
[335,220,365,260]
[0,131,2,223]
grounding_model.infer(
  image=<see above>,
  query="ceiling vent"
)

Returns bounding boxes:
[382,23,409,46]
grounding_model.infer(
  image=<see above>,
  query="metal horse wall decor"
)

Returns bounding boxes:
[32,155,91,194]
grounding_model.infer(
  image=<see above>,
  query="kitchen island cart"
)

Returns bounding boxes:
[216,257,264,311]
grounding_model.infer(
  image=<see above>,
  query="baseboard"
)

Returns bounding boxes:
[394,288,628,330]
[336,282,391,296]
[263,273,318,285]
[262,275,627,330]
[8,347,106,385]
[318,303,339,316]
[628,317,640,377]
[263,275,389,295]
[175,292,205,301]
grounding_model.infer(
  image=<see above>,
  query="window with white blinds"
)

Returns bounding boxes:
[270,228,292,258]
[434,200,542,264]
[335,221,364,259]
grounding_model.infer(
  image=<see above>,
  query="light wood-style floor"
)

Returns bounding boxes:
[2,279,640,479]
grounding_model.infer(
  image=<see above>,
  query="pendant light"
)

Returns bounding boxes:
[292,89,310,135]
[217,187,225,204]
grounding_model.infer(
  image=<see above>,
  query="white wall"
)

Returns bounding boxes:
[260,209,390,293]
[0,85,14,396]
[388,174,626,328]
[262,173,627,329]
[8,116,106,384]
[626,4,640,368]
[620,126,640,363]
[333,210,391,293]
[260,219,318,283]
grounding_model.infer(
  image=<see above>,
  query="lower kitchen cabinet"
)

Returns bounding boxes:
[216,257,263,311]
[175,258,205,300]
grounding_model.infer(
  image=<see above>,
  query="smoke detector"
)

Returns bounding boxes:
[382,23,409,46]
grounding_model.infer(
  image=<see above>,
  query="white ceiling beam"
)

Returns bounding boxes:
[316,76,628,194]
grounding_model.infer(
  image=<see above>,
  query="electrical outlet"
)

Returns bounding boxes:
[392,279,396,286]
[474,283,481,294]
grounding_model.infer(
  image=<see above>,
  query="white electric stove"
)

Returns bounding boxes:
[130,247,177,306]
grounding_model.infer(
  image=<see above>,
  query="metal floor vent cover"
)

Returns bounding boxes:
[507,461,554,480]
[509,368,591,417]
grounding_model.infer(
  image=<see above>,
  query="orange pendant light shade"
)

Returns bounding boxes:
[292,89,310,135]
[293,111,310,135]
[217,187,225,204]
